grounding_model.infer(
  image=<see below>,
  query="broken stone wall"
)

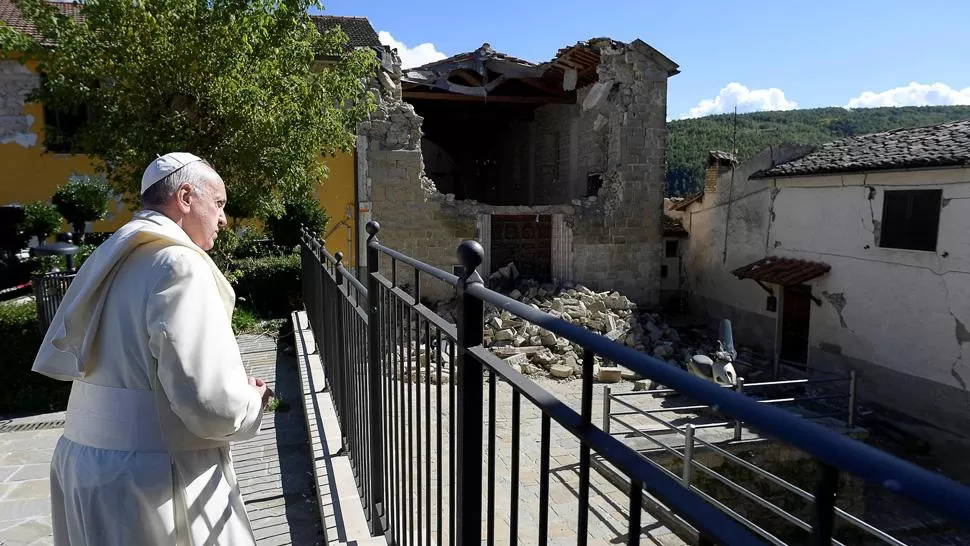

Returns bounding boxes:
[532,85,608,205]
[361,58,477,302]
[566,42,671,305]
[0,60,39,148]
[364,41,674,306]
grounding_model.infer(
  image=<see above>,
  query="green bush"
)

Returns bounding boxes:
[263,193,328,251]
[19,201,63,243]
[0,302,70,415]
[52,176,111,242]
[230,252,302,319]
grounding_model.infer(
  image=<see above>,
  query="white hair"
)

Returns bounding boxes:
[140,160,220,208]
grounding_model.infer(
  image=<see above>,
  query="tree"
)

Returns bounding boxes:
[51,175,110,242]
[3,0,378,220]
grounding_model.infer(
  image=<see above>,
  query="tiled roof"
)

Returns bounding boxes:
[663,215,688,237]
[0,0,83,42]
[310,15,382,50]
[411,43,535,72]
[732,257,830,286]
[757,118,970,178]
[668,191,703,212]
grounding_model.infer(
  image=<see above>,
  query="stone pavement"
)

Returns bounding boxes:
[290,308,686,546]
[0,335,319,546]
[0,414,63,546]
[382,370,687,546]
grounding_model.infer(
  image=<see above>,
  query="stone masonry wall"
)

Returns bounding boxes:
[532,85,608,205]
[567,42,670,305]
[0,60,39,148]
[363,41,671,305]
[361,61,477,302]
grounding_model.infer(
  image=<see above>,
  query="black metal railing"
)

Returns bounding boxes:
[32,271,76,332]
[300,221,970,545]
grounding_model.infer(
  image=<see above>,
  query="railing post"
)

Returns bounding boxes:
[848,370,857,428]
[734,377,745,441]
[333,252,350,451]
[601,385,611,434]
[455,239,485,546]
[812,463,840,545]
[365,221,386,535]
[683,424,695,487]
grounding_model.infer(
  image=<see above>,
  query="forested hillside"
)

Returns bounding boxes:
[666,105,970,196]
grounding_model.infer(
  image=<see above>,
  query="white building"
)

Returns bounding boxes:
[673,119,970,458]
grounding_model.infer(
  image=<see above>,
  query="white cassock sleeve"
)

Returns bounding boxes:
[146,246,263,443]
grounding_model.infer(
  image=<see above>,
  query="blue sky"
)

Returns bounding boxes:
[311,0,970,119]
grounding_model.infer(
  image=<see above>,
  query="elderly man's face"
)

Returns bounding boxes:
[179,175,228,251]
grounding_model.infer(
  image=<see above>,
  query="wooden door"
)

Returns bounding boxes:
[780,285,811,365]
[489,215,552,281]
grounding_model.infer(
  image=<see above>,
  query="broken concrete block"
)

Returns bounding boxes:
[597,366,622,383]
[550,365,573,379]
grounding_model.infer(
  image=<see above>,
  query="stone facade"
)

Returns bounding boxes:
[360,39,674,305]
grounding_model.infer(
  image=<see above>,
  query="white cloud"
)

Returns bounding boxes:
[845,82,970,109]
[378,31,447,70]
[682,82,798,119]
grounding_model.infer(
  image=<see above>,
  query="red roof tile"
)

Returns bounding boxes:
[0,0,83,43]
[732,256,830,286]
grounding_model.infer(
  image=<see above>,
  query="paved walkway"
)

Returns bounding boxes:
[293,310,684,546]
[0,334,319,546]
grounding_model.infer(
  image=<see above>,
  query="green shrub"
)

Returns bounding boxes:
[230,252,302,319]
[263,193,328,251]
[0,302,70,415]
[52,176,111,242]
[19,201,63,243]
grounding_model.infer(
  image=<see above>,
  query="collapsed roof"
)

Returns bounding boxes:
[400,38,679,105]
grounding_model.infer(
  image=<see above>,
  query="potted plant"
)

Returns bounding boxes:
[51,175,110,244]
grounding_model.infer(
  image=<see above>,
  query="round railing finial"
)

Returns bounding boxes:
[365,221,381,239]
[335,251,344,264]
[457,239,484,276]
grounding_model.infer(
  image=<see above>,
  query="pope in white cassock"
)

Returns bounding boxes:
[31,152,274,545]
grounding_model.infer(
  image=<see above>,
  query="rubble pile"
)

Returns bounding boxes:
[476,263,699,383]
[415,263,762,385]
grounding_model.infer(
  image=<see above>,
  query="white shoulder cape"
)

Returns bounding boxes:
[31,210,235,381]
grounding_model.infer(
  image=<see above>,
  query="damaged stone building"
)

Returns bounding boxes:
[357,38,679,303]
[669,120,970,473]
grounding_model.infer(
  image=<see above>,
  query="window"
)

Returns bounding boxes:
[39,74,93,154]
[665,239,679,258]
[879,189,942,251]
[586,172,604,197]
[660,264,668,278]
[43,103,89,153]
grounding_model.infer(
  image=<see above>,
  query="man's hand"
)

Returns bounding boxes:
[248,376,275,409]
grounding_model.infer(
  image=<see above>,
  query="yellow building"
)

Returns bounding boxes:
[0,2,379,266]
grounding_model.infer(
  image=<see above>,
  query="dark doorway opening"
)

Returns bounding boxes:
[490,214,552,281]
[780,284,812,365]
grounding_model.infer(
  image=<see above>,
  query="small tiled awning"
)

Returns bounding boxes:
[732,257,831,286]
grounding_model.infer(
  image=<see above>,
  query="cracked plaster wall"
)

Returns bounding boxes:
[0,60,39,148]
[362,42,672,304]
[769,167,970,441]
[681,153,970,446]
[678,145,809,352]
